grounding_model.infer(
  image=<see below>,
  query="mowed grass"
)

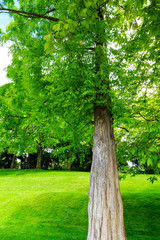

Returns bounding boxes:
[0,170,159,240]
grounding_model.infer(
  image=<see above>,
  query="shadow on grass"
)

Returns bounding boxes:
[123,194,160,240]
[0,169,89,177]
[0,192,88,240]
[0,170,159,240]
[0,169,74,177]
[0,169,48,176]
[1,191,160,240]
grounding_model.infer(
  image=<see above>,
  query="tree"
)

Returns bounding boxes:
[41,2,127,238]
[0,0,159,239]
[0,15,56,168]
[112,0,160,174]
[114,88,160,174]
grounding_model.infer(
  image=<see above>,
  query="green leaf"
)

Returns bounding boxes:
[53,23,61,32]
[43,34,51,41]
[80,8,88,17]
[64,23,69,30]
[147,158,153,167]
[142,157,146,164]
[68,3,76,14]
[131,147,136,154]
[84,0,92,8]
[44,41,54,55]
[147,176,158,184]
[84,20,90,28]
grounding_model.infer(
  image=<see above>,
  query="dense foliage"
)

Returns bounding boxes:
[0,0,159,173]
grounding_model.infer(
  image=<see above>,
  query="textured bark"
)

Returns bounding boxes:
[10,155,16,169]
[67,162,72,170]
[27,154,31,169]
[36,144,42,169]
[67,148,73,170]
[87,107,126,240]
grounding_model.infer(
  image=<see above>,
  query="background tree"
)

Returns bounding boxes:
[0,5,93,170]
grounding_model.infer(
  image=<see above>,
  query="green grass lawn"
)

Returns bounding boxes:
[0,170,159,240]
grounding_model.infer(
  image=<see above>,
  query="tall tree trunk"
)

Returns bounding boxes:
[67,148,73,170]
[67,162,72,171]
[10,154,16,169]
[87,107,126,240]
[27,154,31,169]
[36,144,42,169]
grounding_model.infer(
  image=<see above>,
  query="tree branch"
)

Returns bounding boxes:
[0,6,59,22]
[46,8,56,14]
[7,115,27,119]
[118,126,130,132]
[139,112,159,122]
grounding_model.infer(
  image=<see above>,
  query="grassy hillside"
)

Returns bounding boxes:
[0,169,159,240]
